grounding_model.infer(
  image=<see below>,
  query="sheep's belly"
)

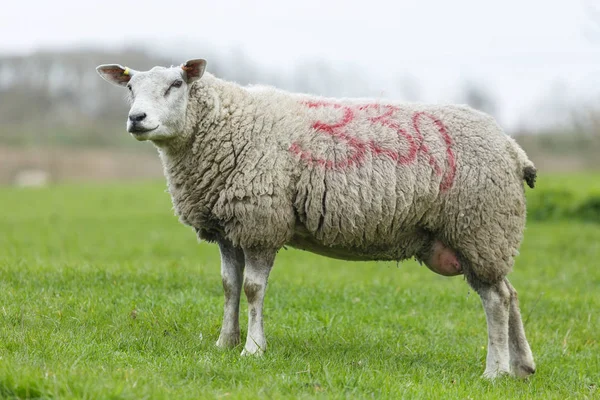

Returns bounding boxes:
[287,236,381,261]
[287,225,422,262]
[288,225,463,276]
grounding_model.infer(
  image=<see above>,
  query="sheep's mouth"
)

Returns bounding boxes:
[129,125,159,135]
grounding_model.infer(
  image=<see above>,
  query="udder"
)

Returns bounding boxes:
[423,240,462,276]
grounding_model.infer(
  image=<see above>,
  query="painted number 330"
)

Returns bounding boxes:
[290,101,457,192]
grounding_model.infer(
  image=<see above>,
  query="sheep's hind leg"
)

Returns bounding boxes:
[240,248,276,356]
[216,239,245,348]
[471,278,511,379]
[504,278,536,378]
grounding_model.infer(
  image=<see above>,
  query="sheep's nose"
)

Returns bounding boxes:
[129,112,147,122]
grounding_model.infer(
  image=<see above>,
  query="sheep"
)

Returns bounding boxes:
[96,59,537,379]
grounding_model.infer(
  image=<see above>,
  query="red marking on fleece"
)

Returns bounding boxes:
[294,101,368,169]
[291,102,456,191]
[412,112,456,191]
[367,105,418,165]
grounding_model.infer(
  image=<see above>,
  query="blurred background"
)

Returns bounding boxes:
[1,0,600,186]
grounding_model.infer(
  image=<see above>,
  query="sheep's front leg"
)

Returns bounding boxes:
[240,248,276,356]
[216,239,245,348]
[477,280,511,379]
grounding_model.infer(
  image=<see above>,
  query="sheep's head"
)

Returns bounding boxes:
[96,59,206,142]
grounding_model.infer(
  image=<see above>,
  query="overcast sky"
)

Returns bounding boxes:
[2,0,599,130]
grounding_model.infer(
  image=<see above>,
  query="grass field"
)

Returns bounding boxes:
[0,179,599,399]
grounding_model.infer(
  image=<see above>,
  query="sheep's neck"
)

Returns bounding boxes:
[156,76,254,231]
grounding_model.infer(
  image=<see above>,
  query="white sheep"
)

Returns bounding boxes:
[96,59,537,379]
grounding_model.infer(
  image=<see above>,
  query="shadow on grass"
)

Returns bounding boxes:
[264,332,478,378]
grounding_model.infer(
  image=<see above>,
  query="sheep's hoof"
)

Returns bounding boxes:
[240,345,265,357]
[511,362,536,379]
[482,368,510,380]
[216,333,240,348]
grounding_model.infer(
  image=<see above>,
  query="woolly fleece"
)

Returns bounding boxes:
[158,73,535,284]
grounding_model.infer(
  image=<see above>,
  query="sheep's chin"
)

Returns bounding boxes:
[132,127,176,142]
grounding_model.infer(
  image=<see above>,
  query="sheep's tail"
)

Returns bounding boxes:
[523,165,537,189]
[507,136,537,189]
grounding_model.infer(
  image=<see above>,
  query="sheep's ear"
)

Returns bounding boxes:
[181,59,206,84]
[96,64,136,87]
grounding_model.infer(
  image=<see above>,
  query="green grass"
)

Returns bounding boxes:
[0,182,598,399]
[533,172,600,197]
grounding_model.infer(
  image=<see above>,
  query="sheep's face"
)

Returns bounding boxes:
[96,59,206,142]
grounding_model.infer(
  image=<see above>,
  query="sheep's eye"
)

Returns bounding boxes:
[127,84,132,92]
[165,80,183,96]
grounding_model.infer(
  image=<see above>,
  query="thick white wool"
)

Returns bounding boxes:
[158,73,535,284]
